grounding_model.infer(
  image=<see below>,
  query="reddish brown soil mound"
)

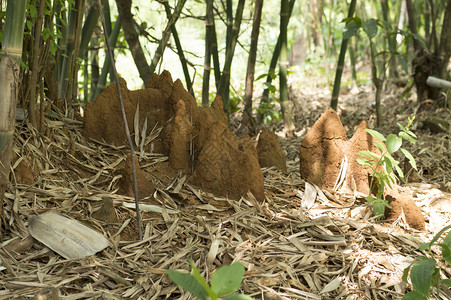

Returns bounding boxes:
[386,189,425,231]
[299,108,425,230]
[118,153,156,201]
[299,108,375,194]
[257,129,287,172]
[84,71,264,202]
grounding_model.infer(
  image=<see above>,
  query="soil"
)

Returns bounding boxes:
[117,153,156,201]
[84,71,265,202]
[257,129,287,172]
[299,108,425,230]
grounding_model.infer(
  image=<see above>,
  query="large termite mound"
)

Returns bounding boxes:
[299,108,425,230]
[83,71,264,202]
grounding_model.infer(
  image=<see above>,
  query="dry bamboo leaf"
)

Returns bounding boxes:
[28,211,110,259]
[134,102,140,147]
[320,276,341,294]
[122,202,179,214]
[139,116,148,155]
[303,182,317,209]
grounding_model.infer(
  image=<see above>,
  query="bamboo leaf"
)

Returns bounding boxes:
[134,102,140,147]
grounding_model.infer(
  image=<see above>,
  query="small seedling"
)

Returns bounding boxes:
[356,117,417,218]
[402,225,451,299]
[166,260,253,300]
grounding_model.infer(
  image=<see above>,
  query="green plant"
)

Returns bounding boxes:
[166,260,253,300]
[356,117,417,218]
[402,225,451,299]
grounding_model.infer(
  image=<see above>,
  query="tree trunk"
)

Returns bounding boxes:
[115,0,152,85]
[279,0,295,136]
[239,0,264,136]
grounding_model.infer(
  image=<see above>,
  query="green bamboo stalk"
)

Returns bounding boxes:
[279,0,295,136]
[223,0,233,111]
[149,0,187,76]
[0,0,27,223]
[89,36,99,102]
[256,0,295,124]
[202,0,214,106]
[58,0,83,100]
[79,0,106,60]
[330,0,356,111]
[90,18,121,102]
[162,1,192,96]
[217,0,245,115]
[239,0,264,135]
[28,0,46,128]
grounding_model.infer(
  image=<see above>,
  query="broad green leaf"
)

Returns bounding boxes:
[190,260,214,297]
[356,157,373,167]
[384,156,394,174]
[375,142,386,154]
[343,22,360,39]
[394,165,405,182]
[256,73,267,81]
[386,134,402,154]
[400,148,417,170]
[210,263,245,296]
[402,291,428,300]
[342,16,362,26]
[399,131,416,143]
[166,270,209,300]
[365,195,375,203]
[407,130,417,139]
[443,230,451,249]
[363,18,378,39]
[410,258,436,296]
[357,150,374,158]
[373,201,385,218]
[442,279,451,287]
[425,225,451,249]
[224,294,254,300]
[365,129,386,141]
[402,265,411,282]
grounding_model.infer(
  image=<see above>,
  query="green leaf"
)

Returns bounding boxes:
[356,157,373,167]
[400,148,417,170]
[190,260,214,297]
[442,279,451,287]
[365,129,386,141]
[363,18,378,39]
[357,150,374,158]
[402,291,428,300]
[398,54,409,73]
[224,294,254,300]
[165,270,209,300]
[375,141,386,154]
[365,195,375,203]
[386,134,402,154]
[410,258,436,296]
[343,22,360,39]
[373,201,385,218]
[426,225,451,249]
[399,131,416,143]
[210,263,245,296]
[394,165,405,182]
[256,73,268,81]
[402,265,412,283]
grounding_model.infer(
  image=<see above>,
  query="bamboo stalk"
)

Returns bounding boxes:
[202,0,214,106]
[256,0,295,125]
[279,0,294,136]
[239,0,264,135]
[217,0,246,115]
[28,0,46,128]
[162,1,193,96]
[149,0,187,76]
[329,0,356,111]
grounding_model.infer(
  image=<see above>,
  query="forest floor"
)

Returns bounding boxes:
[0,68,450,299]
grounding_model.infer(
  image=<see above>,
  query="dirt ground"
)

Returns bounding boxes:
[1,68,450,299]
